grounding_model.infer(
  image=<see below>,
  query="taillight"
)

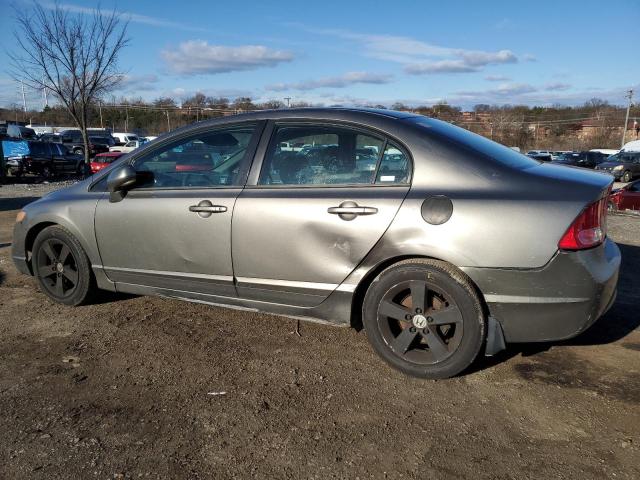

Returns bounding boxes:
[558,194,609,250]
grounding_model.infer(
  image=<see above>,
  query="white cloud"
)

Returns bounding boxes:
[522,53,537,62]
[31,1,208,32]
[266,71,394,91]
[289,25,520,75]
[405,50,517,75]
[117,74,159,92]
[161,41,294,75]
[485,74,511,82]
[544,82,572,91]
[457,82,538,98]
[405,60,480,74]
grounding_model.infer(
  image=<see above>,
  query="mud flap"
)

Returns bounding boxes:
[485,316,506,356]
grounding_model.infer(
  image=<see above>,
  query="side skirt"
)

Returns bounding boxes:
[113,281,352,327]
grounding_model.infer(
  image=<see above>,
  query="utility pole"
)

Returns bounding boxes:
[99,101,104,128]
[622,89,634,149]
[165,110,171,132]
[42,77,49,110]
[20,80,27,118]
[284,97,291,108]
[124,104,129,131]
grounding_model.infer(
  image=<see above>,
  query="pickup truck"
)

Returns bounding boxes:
[6,140,85,178]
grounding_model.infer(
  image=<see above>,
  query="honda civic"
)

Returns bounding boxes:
[12,108,620,378]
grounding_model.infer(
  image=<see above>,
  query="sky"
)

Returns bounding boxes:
[1,0,639,110]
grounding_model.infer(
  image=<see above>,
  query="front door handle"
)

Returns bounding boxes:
[189,200,227,218]
[328,201,378,221]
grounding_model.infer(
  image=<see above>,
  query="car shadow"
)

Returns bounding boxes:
[89,290,138,305]
[469,242,640,375]
[0,196,41,212]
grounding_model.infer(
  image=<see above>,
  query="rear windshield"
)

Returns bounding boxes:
[407,116,540,170]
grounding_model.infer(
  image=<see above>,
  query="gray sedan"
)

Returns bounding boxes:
[11,108,620,379]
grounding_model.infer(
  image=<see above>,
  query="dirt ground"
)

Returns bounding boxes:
[0,186,638,479]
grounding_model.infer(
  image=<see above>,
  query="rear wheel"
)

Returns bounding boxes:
[622,170,632,183]
[363,259,486,379]
[33,226,95,305]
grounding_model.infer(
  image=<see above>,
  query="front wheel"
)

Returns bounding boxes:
[363,259,486,379]
[33,225,95,305]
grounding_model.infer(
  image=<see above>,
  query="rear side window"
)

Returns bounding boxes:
[29,142,48,156]
[259,125,410,186]
[376,143,410,184]
[408,116,540,170]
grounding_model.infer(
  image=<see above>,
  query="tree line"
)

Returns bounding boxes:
[3,95,637,151]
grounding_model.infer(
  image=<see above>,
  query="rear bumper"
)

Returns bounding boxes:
[462,238,621,343]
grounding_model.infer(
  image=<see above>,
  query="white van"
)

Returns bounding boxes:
[112,132,139,146]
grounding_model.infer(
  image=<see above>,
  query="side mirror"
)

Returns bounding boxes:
[107,165,137,202]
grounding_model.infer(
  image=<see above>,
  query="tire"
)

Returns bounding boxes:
[32,225,95,306]
[363,259,486,379]
[622,171,632,183]
[76,162,89,177]
[42,165,54,180]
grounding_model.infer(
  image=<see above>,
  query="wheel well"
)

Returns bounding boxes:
[24,222,57,274]
[349,255,489,330]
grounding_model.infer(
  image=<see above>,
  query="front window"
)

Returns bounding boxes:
[132,125,256,188]
[258,125,410,186]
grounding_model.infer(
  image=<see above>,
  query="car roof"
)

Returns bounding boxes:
[180,107,416,128]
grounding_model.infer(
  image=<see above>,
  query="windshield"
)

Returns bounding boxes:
[408,116,540,170]
[607,152,640,163]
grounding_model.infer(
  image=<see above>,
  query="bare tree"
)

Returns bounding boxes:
[10,1,129,163]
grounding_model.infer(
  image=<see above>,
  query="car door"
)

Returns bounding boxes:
[232,122,411,307]
[50,143,70,172]
[94,122,263,298]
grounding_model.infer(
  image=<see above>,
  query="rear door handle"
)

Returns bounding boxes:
[189,200,227,217]
[328,201,378,221]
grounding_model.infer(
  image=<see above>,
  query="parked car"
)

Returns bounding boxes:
[527,152,552,162]
[51,130,110,157]
[5,124,37,139]
[6,140,85,178]
[89,151,124,174]
[608,180,640,211]
[621,140,640,152]
[111,132,139,146]
[109,140,142,153]
[551,151,610,169]
[11,108,620,379]
[590,148,619,156]
[595,151,640,182]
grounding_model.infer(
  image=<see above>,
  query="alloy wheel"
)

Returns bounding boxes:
[36,238,80,299]
[377,280,464,365]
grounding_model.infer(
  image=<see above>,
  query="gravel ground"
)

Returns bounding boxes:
[0,185,638,479]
